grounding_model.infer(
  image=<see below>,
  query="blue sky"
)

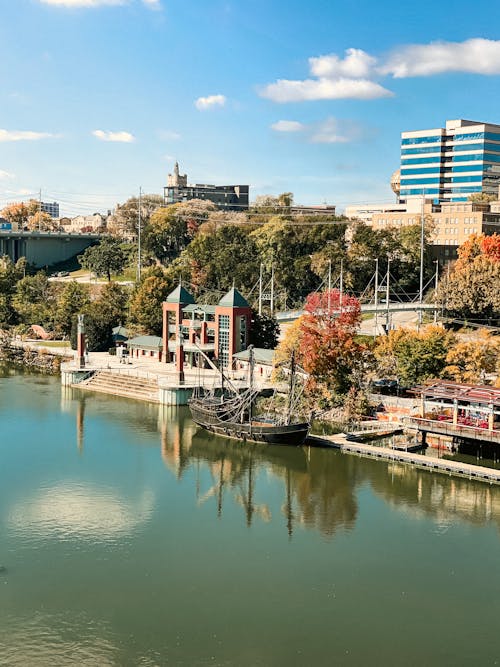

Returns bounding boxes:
[1,0,500,215]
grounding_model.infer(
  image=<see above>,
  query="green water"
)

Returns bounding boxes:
[1,368,500,666]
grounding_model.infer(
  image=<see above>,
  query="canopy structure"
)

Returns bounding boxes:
[411,381,500,408]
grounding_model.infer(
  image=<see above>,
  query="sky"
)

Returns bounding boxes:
[1,0,500,216]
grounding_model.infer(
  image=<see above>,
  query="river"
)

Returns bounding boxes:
[1,367,500,666]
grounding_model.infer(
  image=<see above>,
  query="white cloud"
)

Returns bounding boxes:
[271,120,305,132]
[309,48,377,79]
[261,77,392,103]
[0,129,56,142]
[310,117,364,144]
[195,94,227,111]
[271,116,367,144]
[141,0,160,7]
[382,38,500,78]
[0,170,14,180]
[92,129,135,142]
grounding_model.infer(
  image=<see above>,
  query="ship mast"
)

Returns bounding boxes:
[286,350,296,426]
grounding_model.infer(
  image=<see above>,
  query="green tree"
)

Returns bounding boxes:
[128,274,175,335]
[0,256,25,324]
[186,224,260,293]
[12,272,55,327]
[55,282,90,336]
[249,312,279,349]
[78,238,126,281]
[375,325,455,387]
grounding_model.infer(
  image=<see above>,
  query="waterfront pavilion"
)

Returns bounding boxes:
[411,381,500,441]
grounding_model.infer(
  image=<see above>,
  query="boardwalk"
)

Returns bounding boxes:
[307,434,500,485]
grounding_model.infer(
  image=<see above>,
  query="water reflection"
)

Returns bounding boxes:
[8,483,155,543]
[60,388,500,540]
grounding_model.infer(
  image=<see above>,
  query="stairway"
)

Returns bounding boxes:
[75,370,160,403]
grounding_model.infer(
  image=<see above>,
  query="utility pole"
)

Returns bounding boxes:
[418,194,425,330]
[258,263,263,316]
[385,257,391,334]
[137,186,142,283]
[434,259,439,323]
[374,257,379,339]
[38,188,42,231]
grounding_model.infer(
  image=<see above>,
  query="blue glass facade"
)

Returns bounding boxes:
[400,121,500,202]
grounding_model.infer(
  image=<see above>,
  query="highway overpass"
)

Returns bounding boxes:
[0,231,100,268]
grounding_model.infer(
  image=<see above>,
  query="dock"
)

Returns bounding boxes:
[307,434,500,485]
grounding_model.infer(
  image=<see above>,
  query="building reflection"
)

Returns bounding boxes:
[64,388,500,540]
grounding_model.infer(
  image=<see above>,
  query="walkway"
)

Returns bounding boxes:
[308,434,500,485]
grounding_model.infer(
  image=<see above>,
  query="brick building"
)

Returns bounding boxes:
[162,284,252,369]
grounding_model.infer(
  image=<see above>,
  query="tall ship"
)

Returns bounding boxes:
[188,346,310,446]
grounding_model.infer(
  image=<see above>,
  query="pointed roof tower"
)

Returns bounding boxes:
[218,287,249,308]
[166,283,195,304]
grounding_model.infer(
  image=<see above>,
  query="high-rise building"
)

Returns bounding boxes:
[164,162,249,211]
[399,119,500,203]
[41,201,60,218]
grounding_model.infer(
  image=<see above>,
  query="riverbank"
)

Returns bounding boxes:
[0,339,71,373]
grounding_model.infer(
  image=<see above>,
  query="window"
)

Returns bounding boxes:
[218,315,230,368]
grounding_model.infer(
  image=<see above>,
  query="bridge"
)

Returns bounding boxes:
[276,302,438,323]
[0,230,100,268]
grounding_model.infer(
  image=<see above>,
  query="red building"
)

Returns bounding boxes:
[162,285,252,369]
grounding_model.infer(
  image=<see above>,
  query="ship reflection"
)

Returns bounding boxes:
[64,390,500,539]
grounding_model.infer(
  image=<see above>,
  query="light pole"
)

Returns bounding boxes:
[374,257,379,339]
[418,194,425,330]
[433,259,439,323]
[137,186,142,283]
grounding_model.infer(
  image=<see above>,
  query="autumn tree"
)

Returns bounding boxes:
[106,194,163,238]
[443,331,499,384]
[27,210,56,231]
[1,200,38,230]
[143,200,216,263]
[374,325,456,387]
[437,233,500,324]
[295,289,366,396]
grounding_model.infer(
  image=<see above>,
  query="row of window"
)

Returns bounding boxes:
[401,134,442,146]
[400,176,483,185]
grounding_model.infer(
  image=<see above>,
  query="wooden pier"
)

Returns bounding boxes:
[307,434,500,485]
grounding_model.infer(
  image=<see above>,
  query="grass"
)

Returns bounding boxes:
[33,341,71,348]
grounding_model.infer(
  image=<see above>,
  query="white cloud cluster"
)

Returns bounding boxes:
[0,129,55,142]
[195,94,226,111]
[271,117,366,144]
[261,38,500,103]
[92,129,135,142]
[0,170,14,180]
[382,38,500,78]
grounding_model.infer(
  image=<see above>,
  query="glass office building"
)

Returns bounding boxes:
[399,119,500,203]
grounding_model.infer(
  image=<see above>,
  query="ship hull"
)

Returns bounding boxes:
[189,400,309,446]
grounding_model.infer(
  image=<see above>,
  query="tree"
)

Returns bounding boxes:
[55,282,90,336]
[106,194,164,238]
[443,331,499,384]
[78,238,126,281]
[249,312,279,349]
[128,274,175,335]
[71,282,130,351]
[374,325,455,387]
[0,256,25,324]
[1,200,38,230]
[185,224,260,293]
[437,233,500,324]
[26,210,56,231]
[13,272,55,327]
[468,192,496,203]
